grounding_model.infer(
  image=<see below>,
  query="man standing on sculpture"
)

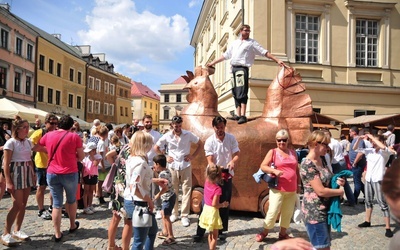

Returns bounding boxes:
[154,116,203,227]
[207,24,286,124]
[194,116,240,241]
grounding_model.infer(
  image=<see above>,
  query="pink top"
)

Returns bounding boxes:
[204,179,222,206]
[82,154,102,177]
[39,130,83,175]
[274,149,298,192]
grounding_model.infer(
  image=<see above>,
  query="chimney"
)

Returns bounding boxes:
[0,3,11,11]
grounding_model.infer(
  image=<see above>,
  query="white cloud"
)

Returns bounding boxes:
[188,0,201,8]
[77,0,190,77]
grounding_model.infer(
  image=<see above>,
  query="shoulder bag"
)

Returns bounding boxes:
[262,149,279,188]
[132,204,152,227]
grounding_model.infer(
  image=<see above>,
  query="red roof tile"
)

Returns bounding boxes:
[172,76,188,84]
[131,81,160,100]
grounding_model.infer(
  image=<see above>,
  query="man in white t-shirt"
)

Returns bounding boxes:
[154,116,203,227]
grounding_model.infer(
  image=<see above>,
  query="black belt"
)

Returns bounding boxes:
[232,65,248,69]
[134,200,148,207]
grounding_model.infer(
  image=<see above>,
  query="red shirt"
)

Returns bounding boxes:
[39,130,83,174]
[274,149,298,192]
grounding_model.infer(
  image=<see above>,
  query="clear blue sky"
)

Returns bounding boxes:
[2,0,203,93]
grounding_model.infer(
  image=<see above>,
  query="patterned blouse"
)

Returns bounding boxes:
[300,158,333,224]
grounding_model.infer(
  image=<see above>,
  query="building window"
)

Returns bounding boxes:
[1,29,8,49]
[119,88,123,96]
[295,14,319,63]
[38,85,44,102]
[14,72,21,92]
[104,103,109,115]
[110,104,114,116]
[78,72,82,84]
[356,19,378,67]
[57,63,61,77]
[176,94,182,102]
[156,104,158,110]
[69,68,74,82]
[120,106,123,116]
[56,90,61,105]
[68,94,73,108]
[27,44,33,61]
[25,75,31,95]
[88,77,94,89]
[144,101,147,108]
[15,38,22,56]
[49,59,54,74]
[48,88,53,104]
[0,66,7,89]
[104,81,109,94]
[163,110,169,120]
[125,90,128,98]
[95,79,101,91]
[165,94,169,102]
[125,107,128,117]
[150,102,152,109]
[39,55,45,70]
[354,110,375,117]
[95,101,100,114]
[110,84,115,95]
[88,99,93,113]
[77,96,82,109]
[313,108,321,114]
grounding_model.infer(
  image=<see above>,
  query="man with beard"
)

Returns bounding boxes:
[193,116,240,242]
[142,115,162,219]
[207,24,286,124]
[155,116,203,227]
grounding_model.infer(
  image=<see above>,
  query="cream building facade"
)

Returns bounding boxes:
[191,0,400,129]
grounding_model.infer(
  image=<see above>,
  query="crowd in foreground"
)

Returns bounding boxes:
[0,114,399,250]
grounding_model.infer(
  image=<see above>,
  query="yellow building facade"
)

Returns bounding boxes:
[116,73,133,125]
[35,36,86,119]
[131,81,160,129]
[191,0,400,131]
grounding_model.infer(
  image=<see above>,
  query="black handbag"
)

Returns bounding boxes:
[262,149,279,188]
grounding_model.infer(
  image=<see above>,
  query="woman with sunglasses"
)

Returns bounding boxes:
[300,130,345,250]
[255,129,300,242]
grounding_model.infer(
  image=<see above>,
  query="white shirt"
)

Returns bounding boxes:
[124,156,153,200]
[145,129,161,166]
[204,132,239,176]
[223,38,268,67]
[156,129,200,170]
[363,147,391,182]
[329,138,344,164]
[4,138,33,162]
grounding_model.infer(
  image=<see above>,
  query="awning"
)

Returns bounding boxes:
[343,114,400,125]
[312,123,338,130]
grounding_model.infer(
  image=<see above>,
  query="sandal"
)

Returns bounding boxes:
[278,233,291,240]
[162,238,177,246]
[108,246,122,250]
[255,232,268,242]
[157,232,168,239]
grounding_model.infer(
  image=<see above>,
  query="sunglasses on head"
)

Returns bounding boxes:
[276,138,288,142]
[316,141,329,147]
[172,116,182,123]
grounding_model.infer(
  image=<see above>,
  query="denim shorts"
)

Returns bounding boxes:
[123,199,134,219]
[47,172,79,208]
[161,193,176,216]
[36,168,48,186]
[305,221,331,249]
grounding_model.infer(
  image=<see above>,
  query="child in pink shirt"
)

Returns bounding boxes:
[82,142,102,214]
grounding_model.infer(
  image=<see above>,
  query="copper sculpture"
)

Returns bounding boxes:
[181,66,313,215]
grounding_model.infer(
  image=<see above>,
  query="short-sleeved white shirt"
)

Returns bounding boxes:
[4,138,33,162]
[145,129,161,166]
[204,132,240,176]
[156,129,199,170]
[364,147,391,182]
[223,38,268,67]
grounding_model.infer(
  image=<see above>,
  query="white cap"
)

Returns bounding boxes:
[84,142,97,153]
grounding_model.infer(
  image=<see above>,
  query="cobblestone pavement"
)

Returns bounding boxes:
[0,187,398,250]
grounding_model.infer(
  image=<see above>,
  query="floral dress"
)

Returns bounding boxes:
[300,158,333,224]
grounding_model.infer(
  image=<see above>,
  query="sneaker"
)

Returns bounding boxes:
[192,235,203,243]
[48,206,53,213]
[89,206,96,213]
[38,209,52,220]
[99,197,107,204]
[170,214,178,223]
[12,230,30,241]
[237,116,247,124]
[155,210,162,220]
[83,208,94,215]
[385,229,393,238]
[0,234,18,246]
[218,232,227,241]
[358,221,371,228]
[181,216,190,227]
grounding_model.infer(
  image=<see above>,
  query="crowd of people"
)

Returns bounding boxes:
[0,113,398,250]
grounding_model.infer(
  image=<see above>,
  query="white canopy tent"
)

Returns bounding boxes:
[0,98,46,122]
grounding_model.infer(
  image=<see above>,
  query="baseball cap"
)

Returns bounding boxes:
[84,142,97,153]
